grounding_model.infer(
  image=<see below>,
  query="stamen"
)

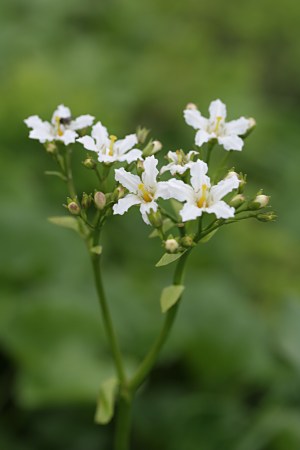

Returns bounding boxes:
[214,116,222,134]
[197,184,208,208]
[138,183,153,203]
[109,135,117,156]
[55,116,64,136]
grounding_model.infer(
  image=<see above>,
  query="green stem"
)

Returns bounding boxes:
[128,250,191,392]
[65,146,77,198]
[114,392,133,450]
[92,255,127,385]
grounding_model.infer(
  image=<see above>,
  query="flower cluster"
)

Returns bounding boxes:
[25,99,274,256]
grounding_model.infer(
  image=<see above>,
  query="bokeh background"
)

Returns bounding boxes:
[1,0,300,449]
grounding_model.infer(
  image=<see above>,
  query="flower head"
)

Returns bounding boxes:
[113,156,172,224]
[24,105,94,145]
[167,160,240,221]
[160,150,198,175]
[184,99,253,151]
[77,122,142,164]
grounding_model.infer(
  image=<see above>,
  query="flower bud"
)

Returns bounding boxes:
[44,142,57,154]
[142,140,162,157]
[249,194,270,210]
[148,210,163,228]
[165,238,179,253]
[94,191,106,210]
[112,186,125,202]
[230,194,245,208]
[185,102,198,110]
[83,157,97,169]
[180,235,195,248]
[256,212,277,222]
[226,170,239,179]
[81,192,92,209]
[68,201,80,215]
[136,159,144,176]
[136,126,150,144]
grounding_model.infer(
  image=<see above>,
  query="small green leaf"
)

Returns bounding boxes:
[200,228,219,243]
[155,251,186,267]
[160,285,185,313]
[44,171,67,181]
[48,216,79,232]
[170,199,182,217]
[90,245,102,255]
[94,377,119,425]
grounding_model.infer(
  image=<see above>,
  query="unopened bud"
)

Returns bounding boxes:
[142,140,163,157]
[230,194,245,208]
[180,235,195,248]
[249,194,270,210]
[165,238,179,253]
[94,191,106,210]
[256,212,277,222]
[148,210,163,228]
[238,173,247,193]
[136,126,150,144]
[81,192,92,209]
[44,142,57,154]
[136,159,144,176]
[185,102,198,110]
[113,186,125,202]
[226,170,239,179]
[83,157,97,169]
[68,201,80,215]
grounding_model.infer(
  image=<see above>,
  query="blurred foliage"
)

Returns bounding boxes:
[0,0,300,449]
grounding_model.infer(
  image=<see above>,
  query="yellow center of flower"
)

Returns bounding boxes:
[197,184,208,208]
[55,116,64,136]
[214,116,223,134]
[175,150,183,164]
[109,135,117,156]
[138,183,153,202]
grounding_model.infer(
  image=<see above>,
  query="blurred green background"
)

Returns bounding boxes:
[1,0,300,449]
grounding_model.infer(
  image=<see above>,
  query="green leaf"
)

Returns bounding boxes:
[90,245,102,255]
[155,251,186,267]
[94,377,119,425]
[170,199,182,217]
[44,171,67,181]
[200,228,219,243]
[160,285,185,313]
[48,216,79,232]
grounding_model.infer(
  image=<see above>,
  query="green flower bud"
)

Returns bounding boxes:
[68,201,80,215]
[148,210,163,228]
[249,194,270,210]
[185,102,198,110]
[136,126,150,144]
[44,142,57,154]
[256,212,277,222]
[230,194,245,208]
[112,186,125,202]
[94,191,106,210]
[142,140,163,157]
[81,192,92,209]
[136,159,144,176]
[165,238,179,253]
[180,235,195,248]
[83,157,97,169]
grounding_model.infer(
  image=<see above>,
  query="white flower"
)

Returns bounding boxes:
[77,122,142,164]
[160,150,198,175]
[24,105,94,145]
[113,156,172,224]
[167,160,240,221]
[184,99,253,151]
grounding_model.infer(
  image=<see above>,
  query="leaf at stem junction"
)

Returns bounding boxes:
[200,228,219,243]
[48,216,79,232]
[94,377,119,425]
[44,171,67,181]
[160,285,185,313]
[155,251,186,267]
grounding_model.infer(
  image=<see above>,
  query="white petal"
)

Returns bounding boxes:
[190,160,210,192]
[118,149,142,163]
[218,135,244,151]
[167,151,178,163]
[160,163,173,175]
[195,129,212,147]
[163,179,194,202]
[187,150,198,159]
[225,117,251,136]
[115,134,137,155]
[115,168,141,193]
[210,176,239,202]
[140,201,158,225]
[184,109,208,130]
[25,116,54,143]
[142,156,158,189]
[209,99,227,120]
[180,202,202,222]
[71,114,95,130]
[205,201,235,219]
[58,129,78,145]
[92,122,109,147]
[113,194,141,215]
[169,164,189,175]
[52,105,71,123]
[98,154,116,163]
[77,136,98,152]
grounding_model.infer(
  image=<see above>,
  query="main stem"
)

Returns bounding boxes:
[129,250,191,392]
